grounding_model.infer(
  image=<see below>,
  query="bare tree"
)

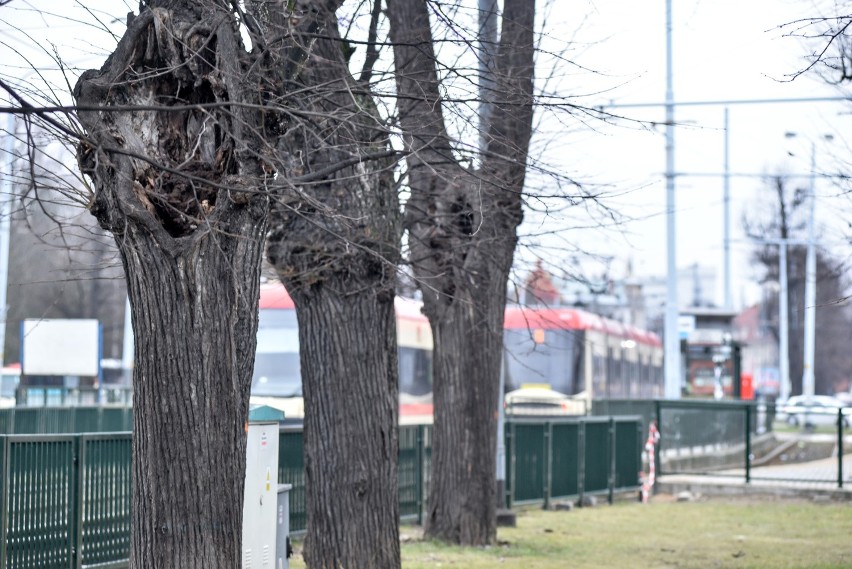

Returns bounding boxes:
[780,5,852,82]
[746,175,852,395]
[387,0,535,545]
[68,1,315,566]
[4,0,404,564]
[6,208,126,365]
[2,0,605,562]
[260,1,403,566]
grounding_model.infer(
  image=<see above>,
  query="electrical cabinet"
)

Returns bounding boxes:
[276,484,293,569]
[242,421,279,569]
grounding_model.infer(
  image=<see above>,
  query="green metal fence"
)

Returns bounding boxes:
[505,417,643,508]
[0,433,132,569]
[656,400,750,477]
[591,399,656,432]
[279,425,434,534]
[277,428,306,533]
[278,418,642,532]
[398,425,427,523]
[0,408,133,435]
[78,435,132,567]
[0,416,642,562]
[654,399,850,488]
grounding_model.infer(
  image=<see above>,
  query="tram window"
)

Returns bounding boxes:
[253,308,301,396]
[399,347,432,396]
[596,354,607,398]
[504,329,576,394]
[607,348,622,397]
[252,352,301,397]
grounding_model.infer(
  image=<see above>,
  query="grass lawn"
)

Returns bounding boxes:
[289,495,852,568]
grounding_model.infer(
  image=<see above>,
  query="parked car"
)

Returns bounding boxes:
[777,395,851,428]
[504,387,586,417]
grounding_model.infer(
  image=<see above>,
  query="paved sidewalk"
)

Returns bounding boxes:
[657,471,852,501]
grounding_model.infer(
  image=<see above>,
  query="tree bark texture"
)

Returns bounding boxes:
[387,0,535,545]
[289,287,400,568]
[262,5,402,568]
[74,4,269,567]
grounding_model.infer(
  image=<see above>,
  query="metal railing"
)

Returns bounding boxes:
[0,416,642,565]
[505,417,643,508]
[651,399,850,488]
[0,408,133,435]
[0,433,132,569]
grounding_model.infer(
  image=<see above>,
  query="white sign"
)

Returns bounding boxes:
[22,319,100,376]
[688,328,725,346]
[677,315,696,336]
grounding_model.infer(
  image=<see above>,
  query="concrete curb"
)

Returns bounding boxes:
[657,475,852,502]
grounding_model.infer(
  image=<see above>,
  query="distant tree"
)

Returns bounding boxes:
[781,6,852,82]
[745,175,852,395]
[387,0,535,545]
[3,137,125,366]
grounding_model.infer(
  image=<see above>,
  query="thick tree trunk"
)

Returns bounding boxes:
[293,286,400,568]
[387,0,535,545]
[262,5,403,567]
[425,272,510,544]
[74,4,268,567]
[121,214,265,568]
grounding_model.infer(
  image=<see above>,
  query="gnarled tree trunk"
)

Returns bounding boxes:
[74,4,268,567]
[262,4,403,567]
[387,0,535,545]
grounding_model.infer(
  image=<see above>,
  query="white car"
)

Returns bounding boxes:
[777,395,851,428]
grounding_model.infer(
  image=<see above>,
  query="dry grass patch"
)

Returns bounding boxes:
[290,495,852,568]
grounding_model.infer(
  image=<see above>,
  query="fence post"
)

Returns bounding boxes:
[507,422,515,509]
[0,437,8,569]
[654,400,662,482]
[72,435,85,569]
[838,409,844,489]
[416,425,424,525]
[637,420,644,496]
[608,418,616,505]
[744,404,751,484]
[544,423,552,510]
[577,419,585,505]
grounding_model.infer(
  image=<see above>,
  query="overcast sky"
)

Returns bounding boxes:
[521,0,852,308]
[2,0,850,309]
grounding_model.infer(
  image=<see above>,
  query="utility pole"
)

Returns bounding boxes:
[0,113,14,370]
[802,141,817,404]
[784,132,832,402]
[751,237,795,402]
[478,0,497,158]
[778,243,789,402]
[723,107,731,310]
[663,0,681,399]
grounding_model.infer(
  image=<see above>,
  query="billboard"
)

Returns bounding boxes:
[21,319,101,377]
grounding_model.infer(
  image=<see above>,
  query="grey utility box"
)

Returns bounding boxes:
[276,484,293,569]
[242,420,280,568]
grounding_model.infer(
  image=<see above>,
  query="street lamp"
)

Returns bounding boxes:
[784,132,834,404]
[778,243,789,402]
